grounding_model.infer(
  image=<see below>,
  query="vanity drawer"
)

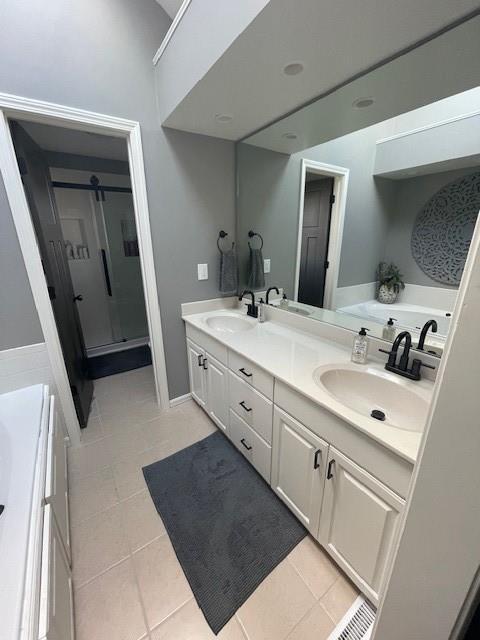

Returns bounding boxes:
[228,370,273,444]
[228,350,274,399]
[229,409,271,483]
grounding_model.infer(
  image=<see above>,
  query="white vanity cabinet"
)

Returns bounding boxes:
[183,321,412,605]
[38,505,74,640]
[185,329,273,475]
[229,409,272,482]
[187,339,207,407]
[186,335,229,432]
[228,370,273,444]
[205,354,229,432]
[271,408,328,535]
[318,448,404,602]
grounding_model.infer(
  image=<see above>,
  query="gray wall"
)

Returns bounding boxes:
[0,0,235,399]
[237,122,395,295]
[0,179,43,349]
[384,167,480,289]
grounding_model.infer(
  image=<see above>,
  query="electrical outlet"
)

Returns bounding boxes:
[197,263,208,280]
[264,258,271,273]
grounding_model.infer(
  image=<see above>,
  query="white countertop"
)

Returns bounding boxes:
[183,309,434,464]
[0,384,46,640]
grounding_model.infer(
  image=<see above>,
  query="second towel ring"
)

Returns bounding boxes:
[248,230,264,250]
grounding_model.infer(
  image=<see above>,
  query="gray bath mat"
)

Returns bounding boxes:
[143,431,306,634]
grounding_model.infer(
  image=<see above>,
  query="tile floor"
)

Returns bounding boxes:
[70,365,358,640]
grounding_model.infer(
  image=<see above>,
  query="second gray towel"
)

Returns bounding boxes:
[219,246,238,294]
[247,245,265,290]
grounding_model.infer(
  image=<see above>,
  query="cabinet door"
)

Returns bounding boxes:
[44,396,70,563]
[187,339,206,407]
[318,447,404,603]
[271,408,328,535]
[205,353,228,433]
[38,505,74,640]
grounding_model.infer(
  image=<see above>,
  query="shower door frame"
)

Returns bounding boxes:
[0,92,170,445]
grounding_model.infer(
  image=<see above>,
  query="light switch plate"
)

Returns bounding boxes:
[197,263,208,280]
[264,258,271,273]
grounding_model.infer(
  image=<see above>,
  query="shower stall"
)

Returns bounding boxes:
[53,173,149,357]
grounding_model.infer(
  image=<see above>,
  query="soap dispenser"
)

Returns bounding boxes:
[382,317,397,341]
[258,298,265,323]
[351,327,370,364]
[280,293,289,310]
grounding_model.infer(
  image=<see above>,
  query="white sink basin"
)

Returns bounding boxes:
[205,313,255,333]
[313,364,429,432]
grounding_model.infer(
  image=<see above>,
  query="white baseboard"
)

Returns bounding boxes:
[169,392,192,407]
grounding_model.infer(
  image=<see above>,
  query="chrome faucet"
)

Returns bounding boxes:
[379,330,435,380]
[265,286,280,305]
[239,290,258,318]
[417,319,438,351]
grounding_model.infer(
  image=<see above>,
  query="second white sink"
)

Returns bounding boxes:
[205,313,255,333]
[313,364,429,432]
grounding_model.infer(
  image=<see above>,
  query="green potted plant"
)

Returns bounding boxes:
[376,262,405,304]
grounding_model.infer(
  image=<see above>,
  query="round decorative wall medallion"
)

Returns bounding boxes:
[411,172,480,285]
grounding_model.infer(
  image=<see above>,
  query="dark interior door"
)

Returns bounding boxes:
[11,121,93,427]
[298,177,334,307]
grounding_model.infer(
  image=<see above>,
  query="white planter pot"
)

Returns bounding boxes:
[377,284,398,304]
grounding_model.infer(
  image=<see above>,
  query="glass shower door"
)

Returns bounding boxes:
[99,191,148,342]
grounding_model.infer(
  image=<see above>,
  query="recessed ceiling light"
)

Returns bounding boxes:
[215,113,233,123]
[352,97,375,109]
[282,133,297,140]
[283,62,304,76]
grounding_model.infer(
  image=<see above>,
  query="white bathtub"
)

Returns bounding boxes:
[337,300,451,338]
[0,385,47,640]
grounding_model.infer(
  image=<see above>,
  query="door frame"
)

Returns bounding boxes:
[294,159,349,309]
[0,92,170,445]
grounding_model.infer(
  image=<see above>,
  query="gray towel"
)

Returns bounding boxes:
[247,245,265,290]
[219,246,238,294]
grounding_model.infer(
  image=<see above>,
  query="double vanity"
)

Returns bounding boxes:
[183,302,433,604]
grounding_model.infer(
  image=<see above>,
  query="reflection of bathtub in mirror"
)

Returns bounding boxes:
[271,297,446,356]
[337,300,451,338]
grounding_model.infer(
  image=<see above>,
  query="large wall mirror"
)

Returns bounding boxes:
[236,15,480,358]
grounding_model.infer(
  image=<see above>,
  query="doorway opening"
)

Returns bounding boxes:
[9,119,153,427]
[294,159,350,310]
[0,94,170,445]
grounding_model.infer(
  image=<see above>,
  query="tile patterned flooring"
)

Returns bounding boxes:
[70,366,358,640]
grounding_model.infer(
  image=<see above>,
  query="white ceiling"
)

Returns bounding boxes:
[155,0,183,20]
[18,121,128,161]
[164,0,480,141]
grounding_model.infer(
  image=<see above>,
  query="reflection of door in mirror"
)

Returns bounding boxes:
[298,176,334,308]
